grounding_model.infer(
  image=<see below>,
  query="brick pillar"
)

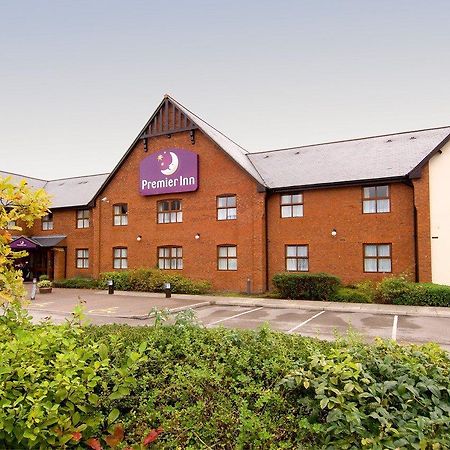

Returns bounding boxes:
[412,163,432,282]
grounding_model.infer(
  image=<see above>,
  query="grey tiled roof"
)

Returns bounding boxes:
[248,127,450,189]
[44,174,109,208]
[0,171,109,208]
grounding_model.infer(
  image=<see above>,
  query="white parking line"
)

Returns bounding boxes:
[391,315,398,341]
[168,302,211,314]
[208,307,264,326]
[288,310,325,333]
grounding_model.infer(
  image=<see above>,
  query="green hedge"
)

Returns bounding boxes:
[377,277,450,307]
[53,277,99,289]
[272,272,341,300]
[98,268,212,295]
[2,308,449,449]
[330,286,373,303]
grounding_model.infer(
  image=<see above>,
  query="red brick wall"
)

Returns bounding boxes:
[412,163,432,282]
[266,182,416,285]
[91,130,267,292]
[28,208,95,279]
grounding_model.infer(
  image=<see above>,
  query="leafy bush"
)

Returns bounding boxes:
[98,269,212,295]
[38,274,49,282]
[53,277,99,289]
[272,272,341,300]
[279,337,450,448]
[331,286,373,303]
[0,306,146,449]
[1,304,450,448]
[376,277,450,307]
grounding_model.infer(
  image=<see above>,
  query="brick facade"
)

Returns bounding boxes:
[8,97,439,291]
[267,183,416,285]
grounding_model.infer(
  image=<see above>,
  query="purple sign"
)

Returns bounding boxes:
[139,148,198,196]
[10,237,38,250]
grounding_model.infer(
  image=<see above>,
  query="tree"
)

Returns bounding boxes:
[0,176,50,303]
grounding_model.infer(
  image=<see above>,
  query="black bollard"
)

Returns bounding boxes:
[164,282,171,298]
[108,279,114,295]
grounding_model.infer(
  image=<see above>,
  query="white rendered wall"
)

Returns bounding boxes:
[429,141,450,285]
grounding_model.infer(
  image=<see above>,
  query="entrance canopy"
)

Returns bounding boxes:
[10,235,66,250]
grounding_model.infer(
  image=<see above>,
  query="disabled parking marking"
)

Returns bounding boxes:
[287,310,325,333]
[32,302,55,307]
[88,307,120,315]
[208,307,264,326]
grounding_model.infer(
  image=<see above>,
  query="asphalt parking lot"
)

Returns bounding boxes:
[26,288,450,351]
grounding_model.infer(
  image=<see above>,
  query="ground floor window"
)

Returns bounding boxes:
[76,249,89,268]
[285,245,309,271]
[364,244,392,272]
[158,246,183,269]
[217,245,237,270]
[113,247,128,269]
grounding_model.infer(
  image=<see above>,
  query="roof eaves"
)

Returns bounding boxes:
[268,175,409,192]
[407,131,450,179]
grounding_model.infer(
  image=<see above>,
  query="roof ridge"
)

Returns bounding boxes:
[47,172,110,182]
[0,170,48,182]
[249,125,450,155]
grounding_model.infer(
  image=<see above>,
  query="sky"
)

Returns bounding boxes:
[1,0,450,179]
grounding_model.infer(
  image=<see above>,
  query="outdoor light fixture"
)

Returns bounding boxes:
[101,197,108,202]
[195,233,200,240]
[136,235,142,242]
[331,228,337,237]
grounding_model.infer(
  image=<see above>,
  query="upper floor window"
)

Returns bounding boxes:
[76,249,89,269]
[285,245,309,271]
[76,209,90,228]
[364,244,392,273]
[217,245,237,271]
[42,213,54,230]
[217,195,237,220]
[158,246,183,270]
[113,247,128,269]
[113,204,128,226]
[157,200,182,224]
[281,193,304,218]
[363,186,390,214]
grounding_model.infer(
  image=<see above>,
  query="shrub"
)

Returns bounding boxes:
[37,279,52,288]
[272,272,341,300]
[98,269,212,295]
[53,277,99,289]
[330,286,373,303]
[38,274,49,282]
[2,306,450,448]
[376,277,450,307]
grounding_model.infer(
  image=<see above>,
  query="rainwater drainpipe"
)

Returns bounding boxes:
[264,190,269,291]
[411,180,419,283]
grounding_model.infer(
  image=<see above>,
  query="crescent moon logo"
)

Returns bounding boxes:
[161,152,179,176]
